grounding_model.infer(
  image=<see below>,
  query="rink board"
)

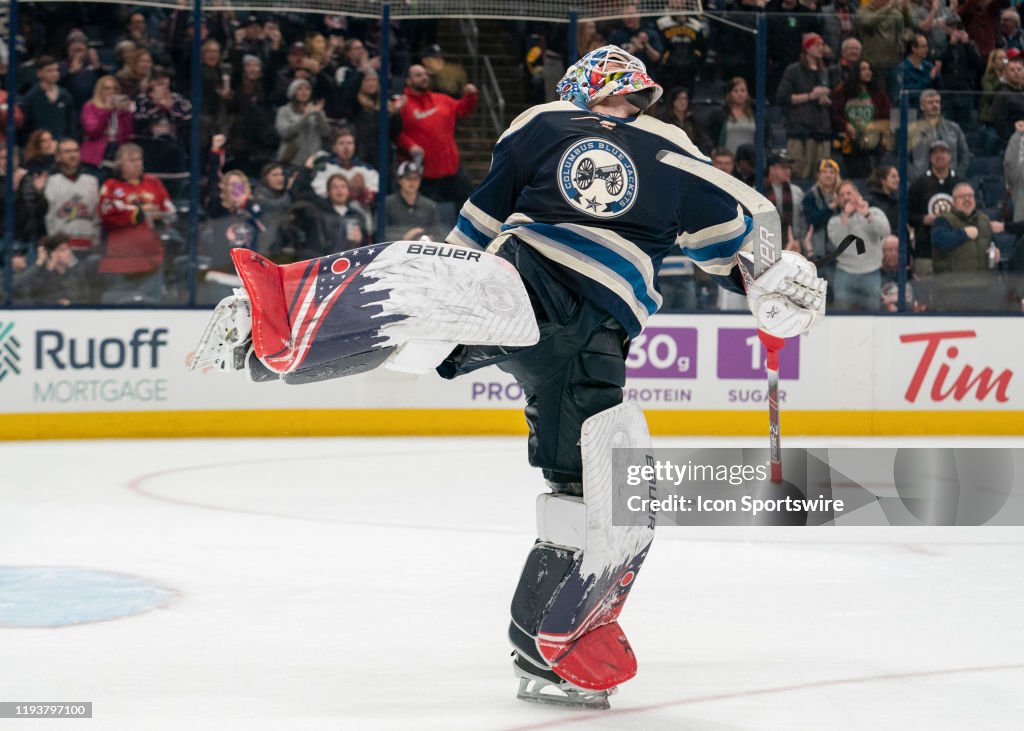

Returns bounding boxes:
[0,311,1022,438]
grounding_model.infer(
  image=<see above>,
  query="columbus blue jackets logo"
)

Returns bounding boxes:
[927,192,954,217]
[558,138,638,219]
[225,221,256,248]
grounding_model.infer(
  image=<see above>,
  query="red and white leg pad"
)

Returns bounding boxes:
[511,402,656,700]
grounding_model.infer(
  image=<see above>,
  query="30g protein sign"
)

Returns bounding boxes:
[625,326,697,379]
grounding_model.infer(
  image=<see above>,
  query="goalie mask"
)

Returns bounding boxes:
[556,45,663,112]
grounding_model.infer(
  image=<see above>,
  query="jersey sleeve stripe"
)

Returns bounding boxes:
[515,230,652,331]
[512,226,661,323]
[689,256,737,276]
[447,224,485,250]
[675,207,748,248]
[513,222,661,314]
[559,222,656,282]
[451,214,492,249]
[682,215,752,263]
[461,199,503,238]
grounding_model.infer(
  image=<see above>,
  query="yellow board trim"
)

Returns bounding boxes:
[2,410,1024,440]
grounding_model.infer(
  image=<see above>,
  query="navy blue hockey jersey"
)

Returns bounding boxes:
[447,100,752,337]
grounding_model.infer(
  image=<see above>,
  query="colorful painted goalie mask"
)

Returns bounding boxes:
[556,45,663,112]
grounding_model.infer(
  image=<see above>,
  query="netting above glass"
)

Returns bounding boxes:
[24,0,706,21]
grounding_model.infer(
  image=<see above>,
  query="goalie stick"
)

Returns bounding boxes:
[657,150,786,482]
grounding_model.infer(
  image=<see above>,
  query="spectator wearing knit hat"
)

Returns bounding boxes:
[275,78,330,168]
[776,33,834,180]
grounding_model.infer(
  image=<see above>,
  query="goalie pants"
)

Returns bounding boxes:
[437,237,628,485]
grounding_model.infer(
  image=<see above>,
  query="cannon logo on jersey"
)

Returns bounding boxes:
[558,138,638,219]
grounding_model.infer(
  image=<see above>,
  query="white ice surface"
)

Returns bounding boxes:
[1,436,1023,731]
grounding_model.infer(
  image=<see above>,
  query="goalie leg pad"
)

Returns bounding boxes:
[509,402,657,693]
[233,243,539,376]
[190,242,539,379]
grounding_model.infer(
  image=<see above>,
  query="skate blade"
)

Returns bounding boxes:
[188,294,253,372]
[515,676,612,711]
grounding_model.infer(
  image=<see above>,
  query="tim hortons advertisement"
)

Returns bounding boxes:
[0,312,1020,415]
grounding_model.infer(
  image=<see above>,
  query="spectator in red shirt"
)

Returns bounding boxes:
[397,64,478,209]
[97,143,175,303]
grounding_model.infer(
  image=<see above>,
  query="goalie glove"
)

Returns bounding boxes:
[743,251,826,339]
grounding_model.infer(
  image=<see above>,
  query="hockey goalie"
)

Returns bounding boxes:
[189,46,826,709]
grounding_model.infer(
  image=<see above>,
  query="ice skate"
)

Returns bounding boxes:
[187,290,253,373]
[513,653,614,710]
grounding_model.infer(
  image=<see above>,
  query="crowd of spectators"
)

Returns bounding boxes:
[2,1,1024,313]
[0,4,475,305]
[524,0,1024,312]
